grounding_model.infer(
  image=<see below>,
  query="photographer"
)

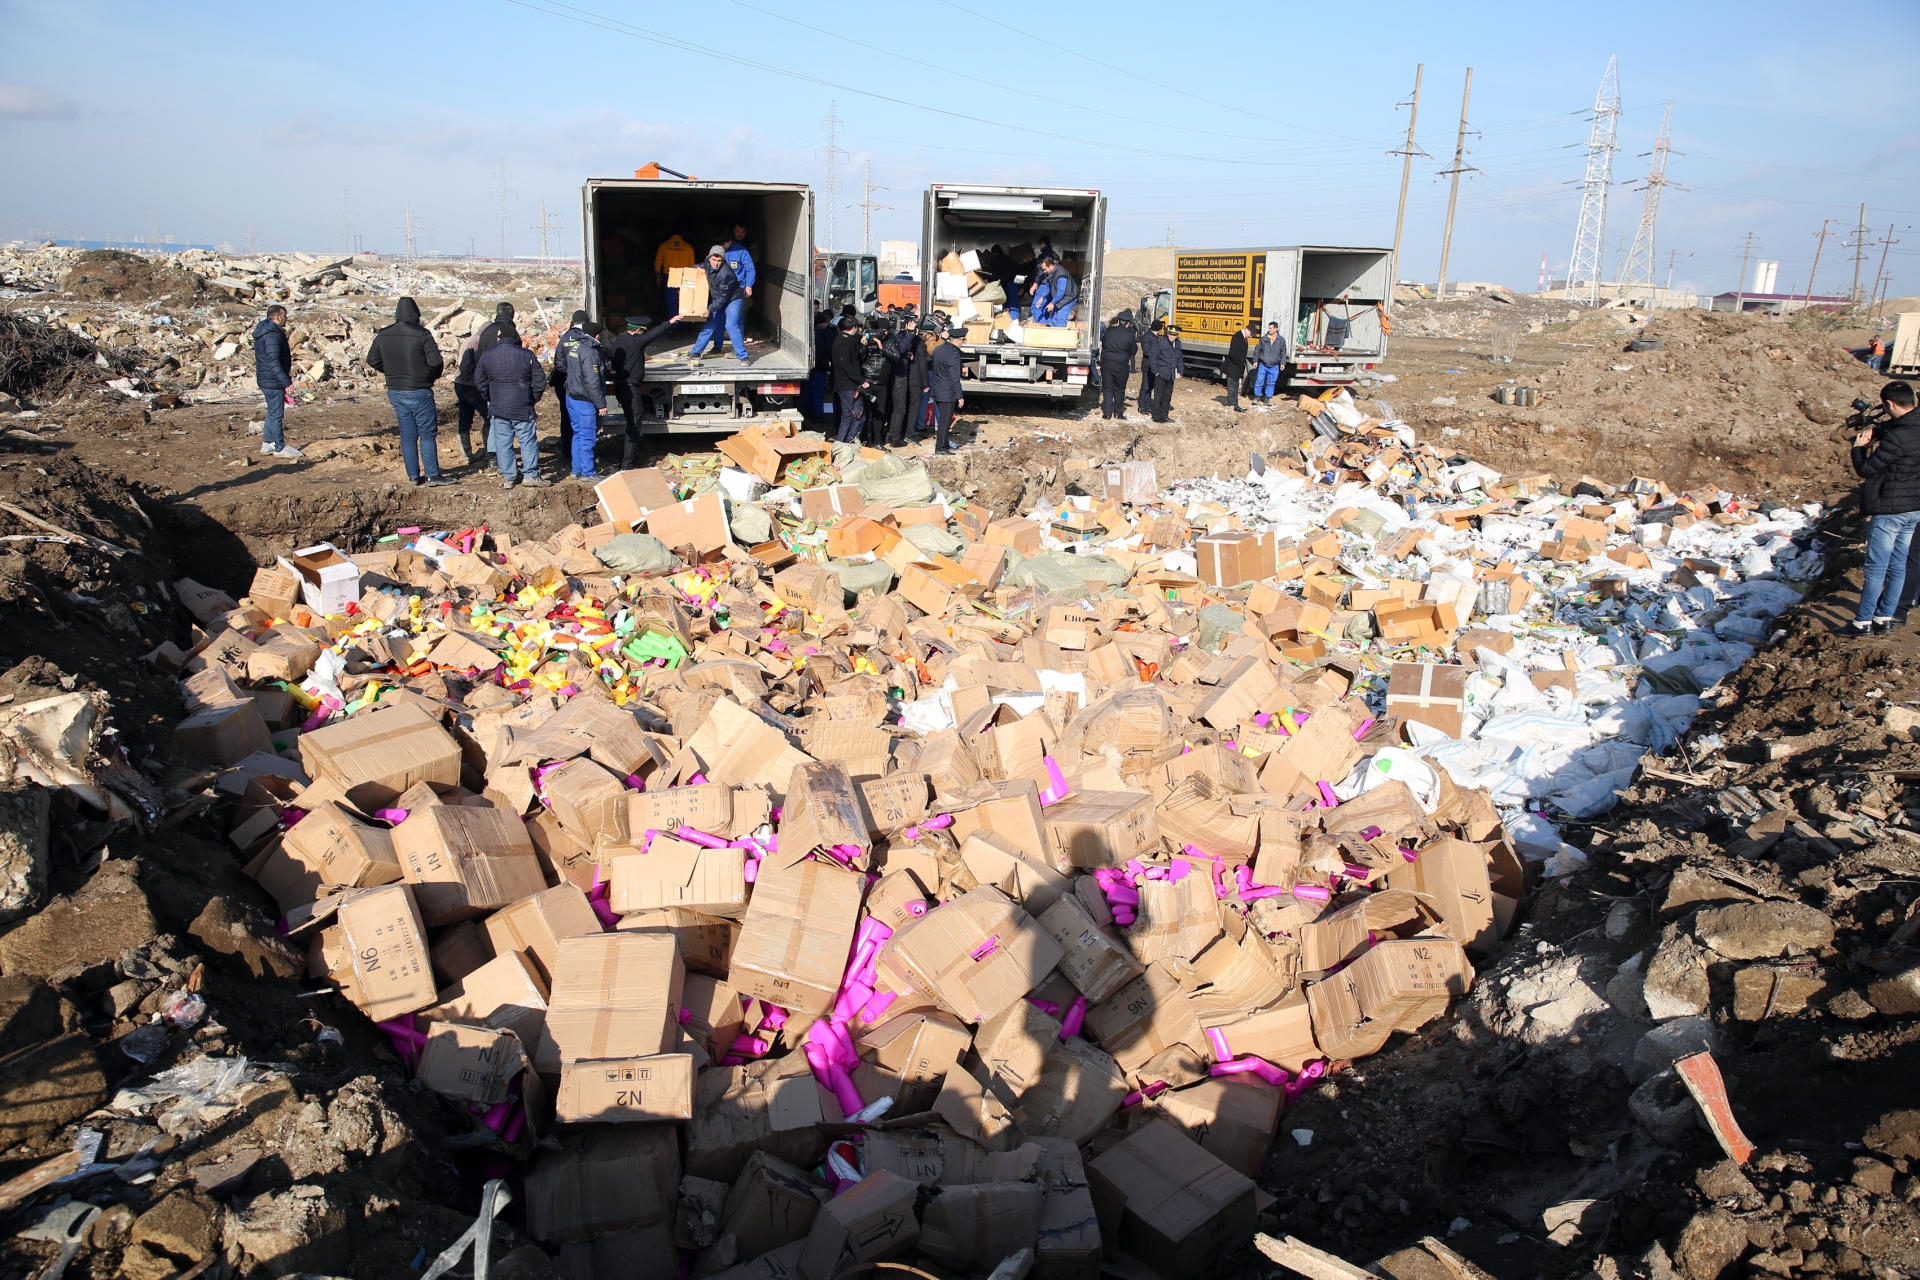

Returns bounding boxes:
[1848,381,1920,635]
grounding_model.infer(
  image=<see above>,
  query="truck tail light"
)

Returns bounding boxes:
[1068,365,1090,376]
[756,383,801,395]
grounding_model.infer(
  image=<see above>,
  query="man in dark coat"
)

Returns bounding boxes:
[475,326,549,489]
[365,297,450,485]
[1851,381,1920,633]
[606,314,680,468]
[830,316,867,444]
[452,327,487,461]
[1142,320,1179,424]
[251,305,301,459]
[927,327,966,456]
[476,301,516,356]
[884,322,923,447]
[550,310,589,468]
[559,319,609,480]
[1099,314,1136,420]
[688,246,748,364]
[1223,322,1252,413]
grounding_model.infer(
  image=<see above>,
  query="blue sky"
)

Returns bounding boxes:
[4,0,1918,298]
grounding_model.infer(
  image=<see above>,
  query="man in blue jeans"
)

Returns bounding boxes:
[559,319,609,480]
[1849,381,1920,634]
[475,324,550,490]
[250,305,303,459]
[365,297,452,487]
[687,246,749,365]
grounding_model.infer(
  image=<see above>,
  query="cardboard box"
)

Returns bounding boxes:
[718,430,831,486]
[728,858,866,1016]
[298,703,462,810]
[1086,1119,1257,1280]
[960,832,1070,918]
[798,483,862,523]
[243,839,325,914]
[1084,965,1206,1079]
[617,907,739,978]
[414,1022,531,1106]
[852,1010,972,1113]
[721,1151,830,1263]
[1387,838,1497,953]
[544,757,630,846]
[1151,1077,1283,1177]
[545,932,685,1064]
[824,516,896,559]
[556,1052,696,1123]
[686,1054,836,1182]
[1207,993,1320,1072]
[1194,530,1275,588]
[1019,1036,1130,1144]
[595,468,679,529]
[647,492,732,558]
[1386,662,1470,738]
[392,804,547,926]
[247,565,302,615]
[524,1126,681,1245]
[797,1168,920,1280]
[333,884,437,1022]
[1038,896,1144,1003]
[773,761,869,867]
[1095,460,1159,504]
[1043,790,1159,871]
[684,698,812,794]
[429,948,550,1049]
[275,543,361,616]
[1031,1137,1103,1278]
[879,884,1064,1023]
[608,837,748,916]
[175,700,273,766]
[484,884,603,988]
[1304,967,1391,1059]
[669,265,710,317]
[856,773,930,835]
[282,800,402,888]
[1347,937,1473,1032]
[985,517,1042,556]
[920,1182,1043,1273]
[1129,873,1224,967]
[773,563,844,616]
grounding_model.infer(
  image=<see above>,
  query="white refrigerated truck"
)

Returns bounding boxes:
[580,176,817,433]
[917,184,1106,400]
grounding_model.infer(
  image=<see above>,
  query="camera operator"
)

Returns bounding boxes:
[1848,381,1920,635]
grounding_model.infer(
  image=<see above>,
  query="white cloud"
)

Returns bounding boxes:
[0,83,78,122]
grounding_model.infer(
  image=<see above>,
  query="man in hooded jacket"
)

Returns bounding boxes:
[607,314,681,468]
[560,319,609,480]
[365,297,450,486]
[550,310,589,469]
[251,305,302,459]
[1099,313,1136,420]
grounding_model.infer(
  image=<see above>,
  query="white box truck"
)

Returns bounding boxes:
[1158,246,1394,391]
[580,177,816,433]
[918,184,1106,400]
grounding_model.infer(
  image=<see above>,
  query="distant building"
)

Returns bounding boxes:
[1706,291,1849,316]
[878,239,918,279]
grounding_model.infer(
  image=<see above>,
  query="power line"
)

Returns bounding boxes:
[1435,67,1476,301]
[1805,219,1834,304]
[500,0,1374,170]
[1848,201,1869,306]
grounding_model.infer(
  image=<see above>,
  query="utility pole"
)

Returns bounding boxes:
[816,102,849,253]
[242,222,257,255]
[531,197,560,266]
[493,161,514,259]
[1734,232,1755,312]
[1434,66,1475,302]
[341,189,353,258]
[1164,220,1177,247]
[1618,103,1682,301]
[1564,56,1621,304]
[401,201,422,260]
[1388,63,1427,278]
[1664,249,1679,289]
[850,160,890,255]
[1849,201,1869,307]
[1805,219,1834,306]
[1871,224,1898,314]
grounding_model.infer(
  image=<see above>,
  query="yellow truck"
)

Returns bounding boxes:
[1153,246,1394,391]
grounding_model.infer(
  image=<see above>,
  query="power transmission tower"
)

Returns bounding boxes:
[493,161,514,259]
[1617,102,1681,301]
[1871,224,1899,314]
[1388,63,1428,277]
[401,201,423,260]
[1164,220,1177,247]
[531,197,560,265]
[1805,219,1835,306]
[1434,67,1476,301]
[1563,55,1620,305]
[849,161,890,254]
[816,102,849,253]
[1663,249,1682,289]
[242,222,257,255]
[341,189,354,257]
[1734,232,1755,311]
[1848,202,1869,306]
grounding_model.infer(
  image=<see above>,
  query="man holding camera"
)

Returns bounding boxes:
[1849,381,1920,635]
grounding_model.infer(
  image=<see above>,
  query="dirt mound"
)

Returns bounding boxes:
[59,249,209,304]
[0,311,144,404]
[1411,310,1885,501]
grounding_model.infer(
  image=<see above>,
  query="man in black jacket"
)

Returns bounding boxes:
[884,323,923,447]
[1851,381,1920,633]
[927,327,966,456]
[251,305,302,459]
[452,328,487,462]
[550,310,588,469]
[476,326,549,490]
[830,316,867,444]
[365,297,451,486]
[476,302,516,357]
[607,314,679,468]
[1099,313,1136,420]
[687,247,748,364]
[858,322,893,446]
[1223,323,1251,413]
[560,319,609,480]
[1142,320,1179,424]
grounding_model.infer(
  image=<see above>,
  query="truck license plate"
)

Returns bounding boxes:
[678,383,725,395]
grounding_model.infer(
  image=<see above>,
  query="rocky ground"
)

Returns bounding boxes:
[0,251,1914,1280]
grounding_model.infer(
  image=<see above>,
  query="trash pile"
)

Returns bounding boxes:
[0,245,581,407]
[120,396,1829,1276]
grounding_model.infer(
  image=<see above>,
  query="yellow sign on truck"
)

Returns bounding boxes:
[1173,253,1266,342]
[1163,245,1394,391]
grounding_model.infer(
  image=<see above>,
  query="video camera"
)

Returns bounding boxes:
[1846,396,1891,432]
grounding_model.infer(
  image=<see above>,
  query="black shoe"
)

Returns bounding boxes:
[932,447,957,456]
[1875,618,1896,635]
[1845,620,1873,636]
[411,476,425,487]
[425,476,456,488]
